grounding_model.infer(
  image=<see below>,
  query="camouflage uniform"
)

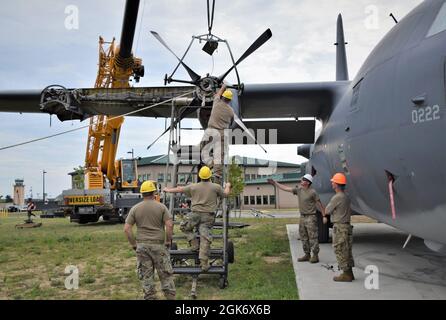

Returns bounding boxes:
[332,224,354,271]
[126,199,175,300]
[200,128,226,185]
[299,215,319,255]
[136,243,176,300]
[293,186,321,256]
[325,192,355,272]
[181,182,225,268]
[201,95,234,184]
[180,212,215,261]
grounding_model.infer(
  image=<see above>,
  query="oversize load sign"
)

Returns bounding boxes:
[65,195,102,205]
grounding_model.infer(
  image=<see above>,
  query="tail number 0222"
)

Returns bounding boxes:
[412,105,441,124]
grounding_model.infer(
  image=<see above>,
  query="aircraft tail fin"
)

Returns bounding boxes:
[335,14,349,81]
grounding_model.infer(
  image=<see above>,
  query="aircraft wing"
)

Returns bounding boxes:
[233,81,351,144]
[0,86,196,121]
[0,81,350,120]
[239,81,351,121]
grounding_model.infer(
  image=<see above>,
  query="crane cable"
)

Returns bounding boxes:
[135,0,147,56]
[0,90,195,151]
[207,0,216,34]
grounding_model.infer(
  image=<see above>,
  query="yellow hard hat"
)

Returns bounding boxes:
[140,180,157,193]
[199,166,212,180]
[222,90,233,101]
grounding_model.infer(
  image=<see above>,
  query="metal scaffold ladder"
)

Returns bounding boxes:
[163,98,233,298]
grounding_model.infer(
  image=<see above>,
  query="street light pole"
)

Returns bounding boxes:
[42,170,47,202]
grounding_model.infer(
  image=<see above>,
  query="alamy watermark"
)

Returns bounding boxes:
[64,5,79,30]
[364,265,379,290]
[64,265,79,290]
[364,5,380,30]
[172,128,279,175]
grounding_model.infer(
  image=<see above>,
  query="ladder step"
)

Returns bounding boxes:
[172,266,225,275]
[173,234,223,240]
[213,222,250,229]
[170,249,224,259]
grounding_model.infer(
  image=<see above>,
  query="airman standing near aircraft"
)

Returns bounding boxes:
[323,173,355,282]
[164,166,231,271]
[124,181,176,300]
[201,84,234,185]
[269,174,325,263]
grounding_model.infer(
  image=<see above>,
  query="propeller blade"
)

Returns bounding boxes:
[219,28,272,82]
[150,31,201,83]
[233,115,268,154]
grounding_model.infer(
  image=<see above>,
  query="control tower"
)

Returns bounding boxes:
[13,179,25,206]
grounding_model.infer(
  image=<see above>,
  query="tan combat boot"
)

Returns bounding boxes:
[346,268,355,280]
[333,271,353,282]
[310,254,319,264]
[298,254,311,262]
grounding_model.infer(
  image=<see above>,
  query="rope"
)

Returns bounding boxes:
[0,90,194,151]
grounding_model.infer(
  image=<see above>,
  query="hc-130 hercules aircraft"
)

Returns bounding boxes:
[0,0,445,251]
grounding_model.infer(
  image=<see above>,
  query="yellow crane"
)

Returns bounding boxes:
[64,0,145,224]
[84,36,143,191]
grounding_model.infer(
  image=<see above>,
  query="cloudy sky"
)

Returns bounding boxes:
[0,0,423,198]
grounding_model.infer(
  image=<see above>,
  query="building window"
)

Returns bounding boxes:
[251,174,257,180]
[167,173,172,182]
[158,173,164,182]
[244,196,249,205]
[245,174,250,181]
[138,175,143,182]
[263,195,268,205]
[250,196,255,205]
[179,174,185,184]
[269,195,276,205]
[256,196,262,205]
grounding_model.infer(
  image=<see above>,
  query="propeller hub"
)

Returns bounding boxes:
[196,76,219,102]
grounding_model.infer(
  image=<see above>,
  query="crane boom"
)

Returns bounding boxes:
[84,0,143,191]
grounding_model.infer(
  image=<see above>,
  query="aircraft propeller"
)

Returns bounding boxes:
[150,31,201,83]
[150,28,272,89]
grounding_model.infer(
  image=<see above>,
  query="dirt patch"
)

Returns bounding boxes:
[263,256,284,264]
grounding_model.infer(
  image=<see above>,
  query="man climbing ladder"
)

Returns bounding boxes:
[164,166,231,271]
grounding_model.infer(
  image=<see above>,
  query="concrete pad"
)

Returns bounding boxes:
[287,223,446,300]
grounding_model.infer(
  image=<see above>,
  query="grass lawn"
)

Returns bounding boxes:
[0,213,298,300]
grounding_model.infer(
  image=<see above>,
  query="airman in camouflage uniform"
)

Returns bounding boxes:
[269,174,325,263]
[135,244,175,300]
[200,84,234,185]
[164,166,231,272]
[124,181,175,300]
[323,173,355,282]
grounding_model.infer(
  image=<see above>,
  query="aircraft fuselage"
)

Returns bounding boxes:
[311,0,446,247]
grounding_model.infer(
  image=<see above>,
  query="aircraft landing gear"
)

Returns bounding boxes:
[317,211,331,243]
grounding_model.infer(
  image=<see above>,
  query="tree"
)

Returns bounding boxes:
[72,165,85,189]
[5,195,12,203]
[227,157,244,210]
